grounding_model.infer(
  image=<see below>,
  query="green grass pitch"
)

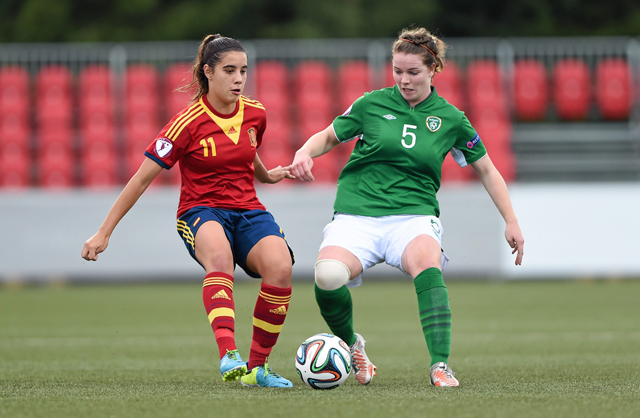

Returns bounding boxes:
[1,279,639,418]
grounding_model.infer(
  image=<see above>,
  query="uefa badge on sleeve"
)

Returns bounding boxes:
[154,137,173,158]
[426,116,442,132]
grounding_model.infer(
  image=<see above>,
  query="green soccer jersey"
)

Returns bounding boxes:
[332,85,486,217]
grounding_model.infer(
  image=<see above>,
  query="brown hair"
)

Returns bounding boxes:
[185,34,246,101]
[392,27,447,73]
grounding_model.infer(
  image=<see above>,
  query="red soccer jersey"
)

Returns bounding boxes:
[145,95,267,217]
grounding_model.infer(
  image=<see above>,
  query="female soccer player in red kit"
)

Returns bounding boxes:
[82,34,295,388]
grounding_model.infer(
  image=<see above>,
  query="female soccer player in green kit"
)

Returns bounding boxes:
[290,27,525,387]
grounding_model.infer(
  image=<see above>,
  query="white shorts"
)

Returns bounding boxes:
[319,213,450,287]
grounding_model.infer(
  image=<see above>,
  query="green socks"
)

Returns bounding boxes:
[414,268,452,366]
[314,283,356,346]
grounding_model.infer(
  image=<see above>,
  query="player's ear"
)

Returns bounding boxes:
[203,64,213,80]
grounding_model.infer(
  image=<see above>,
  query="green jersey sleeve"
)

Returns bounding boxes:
[332,94,366,143]
[449,114,487,167]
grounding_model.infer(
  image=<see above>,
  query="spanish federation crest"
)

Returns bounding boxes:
[426,116,442,132]
[247,127,257,147]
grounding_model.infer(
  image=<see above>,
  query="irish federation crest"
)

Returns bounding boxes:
[426,116,442,132]
[248,127,257,147]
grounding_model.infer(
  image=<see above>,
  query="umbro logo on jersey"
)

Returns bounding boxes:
[269,306,287,315]
[383,114,397,120]
[212,289,231,300]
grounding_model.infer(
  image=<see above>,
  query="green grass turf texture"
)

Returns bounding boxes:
[1,279,639,418]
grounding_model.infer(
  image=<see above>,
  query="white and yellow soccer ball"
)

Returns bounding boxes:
[295,333,352,390]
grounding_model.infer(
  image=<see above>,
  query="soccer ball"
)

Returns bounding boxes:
[295,333,352,390]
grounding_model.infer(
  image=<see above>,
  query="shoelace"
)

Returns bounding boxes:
[439,365,455,378]
[226,350,239,361]
[261,363,282,378]
[266,368,282,378]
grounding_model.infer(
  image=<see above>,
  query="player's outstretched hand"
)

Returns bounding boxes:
[505,221,524,265]
[265,165,295,184]
[81,233,109,261]
[291,149,315,182]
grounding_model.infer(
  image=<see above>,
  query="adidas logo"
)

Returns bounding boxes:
[228,126,237,134]
[269,306,287,315]
[383,114,396,120]
[212,289,231,300]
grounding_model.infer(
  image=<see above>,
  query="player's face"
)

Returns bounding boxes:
[392,52,435,107]
[205,51,248,113]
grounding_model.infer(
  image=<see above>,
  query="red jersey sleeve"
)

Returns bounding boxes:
[144,102,202,169]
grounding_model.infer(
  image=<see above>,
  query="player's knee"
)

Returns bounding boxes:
[315,259,350,291]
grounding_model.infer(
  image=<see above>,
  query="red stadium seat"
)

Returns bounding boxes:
[432,61,464,110]
[0,142,31,189]
[0,66,30,124]
[79,65,113,115]
[466,60,508,121]
[37,142,74,188]
[298,107,332,145]
[256,61,289,104]
[595,58,632,120]
[295,61,333,146]
[295,61,332,107]
[441,152,472,184]
[257,138,294,188]
[80,142,117,188]
[553,59,591,121]
[0,113,30,148]
[125,148,147,180]
[309,152,339,184]
[125,65,161,152]
[513,59,548,121]
[125,113,160,145]
[472,114,512,150]
[126,64,160,114]
[264,105,292,145]
[36,65,73,126]
[79,65,116,157]
[165,62,193,118]
[256,61,292,147]
[36,66,73,157]
[487,148,516,183]
[466,60,504,104]
[338,61,371,112]
[81,113,115,143]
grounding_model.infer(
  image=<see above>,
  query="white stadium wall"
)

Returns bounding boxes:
[1,182,639,284]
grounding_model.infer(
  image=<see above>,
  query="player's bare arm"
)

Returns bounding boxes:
[81,158,162,261]
[253,154,294,184]
[291,125,340,182]
[471,155,525,265]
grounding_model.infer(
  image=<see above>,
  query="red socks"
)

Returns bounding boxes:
[202,272,236,358]
[248,283,292,369]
